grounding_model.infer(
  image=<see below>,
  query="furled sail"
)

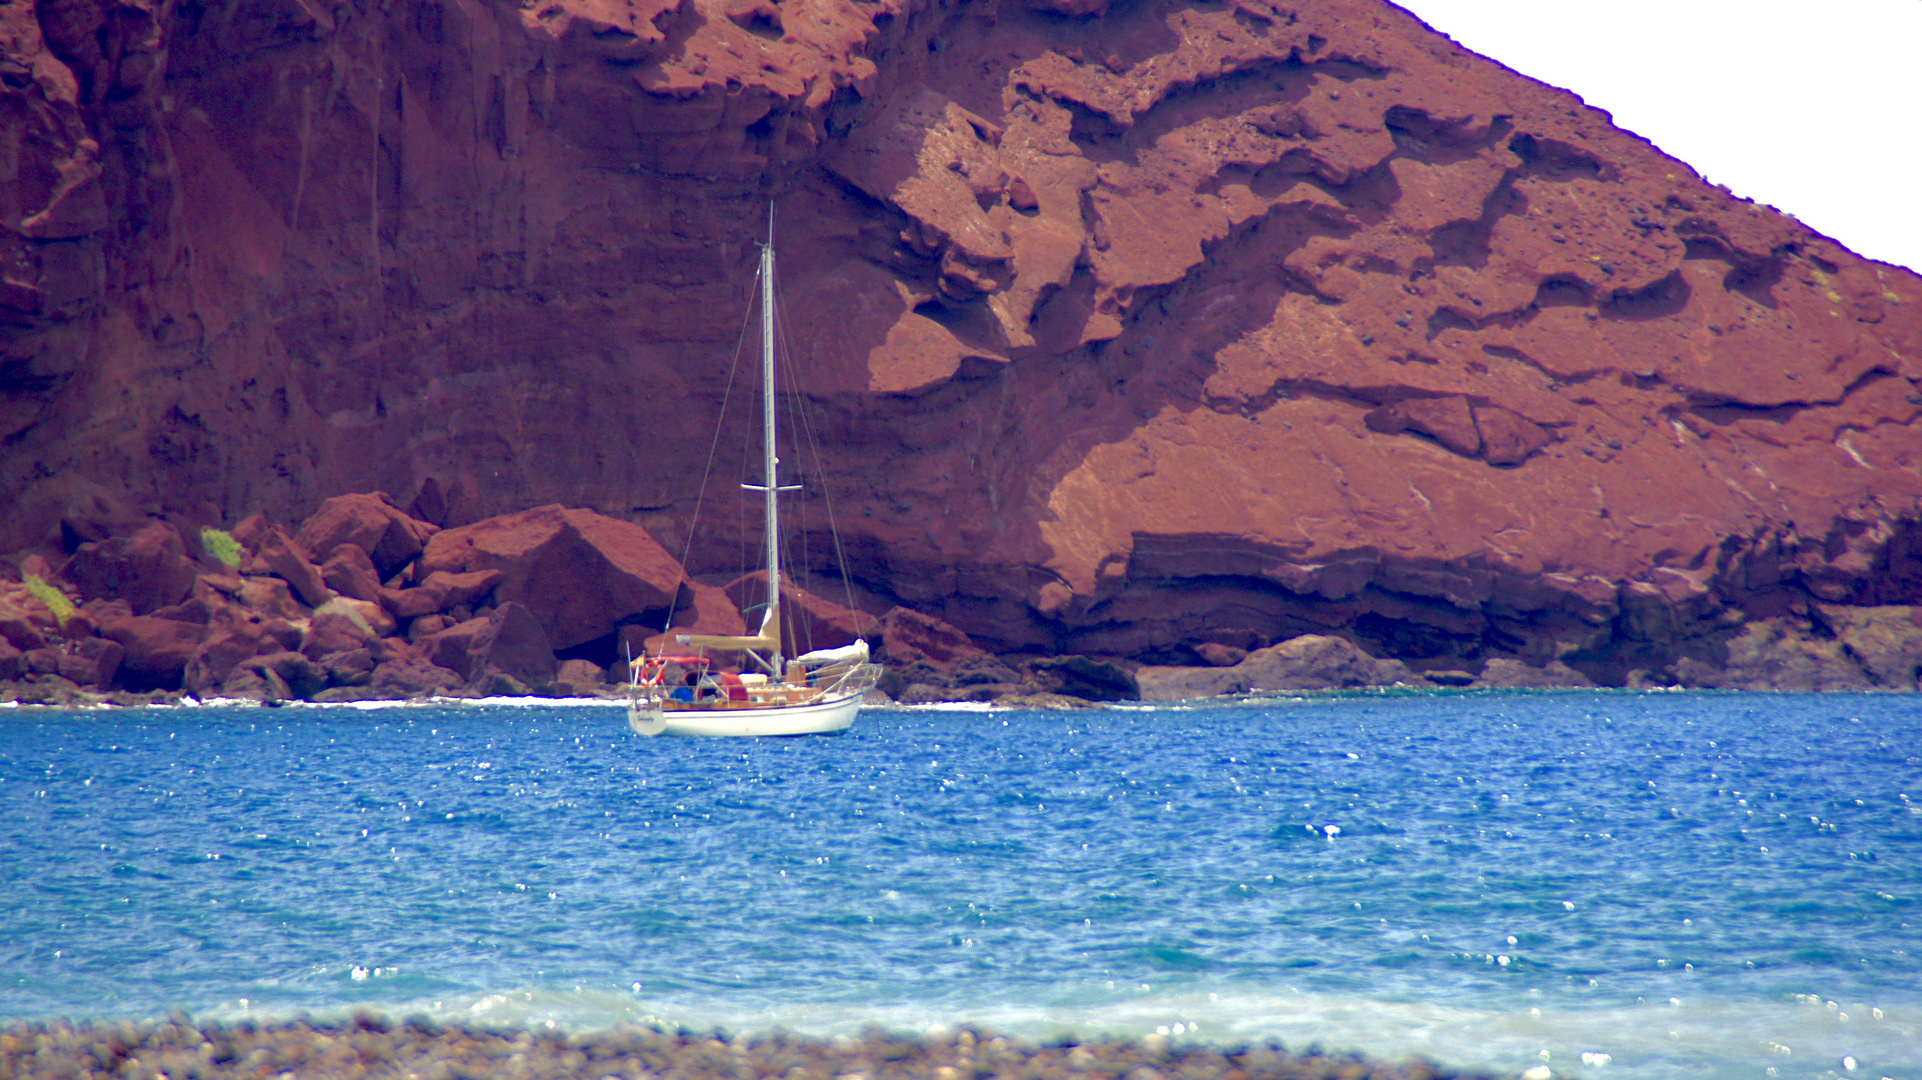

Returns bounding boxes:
[795,640,869,665]
[677,601,781,656]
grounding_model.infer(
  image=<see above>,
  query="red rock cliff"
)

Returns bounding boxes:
[4,0,1920,681]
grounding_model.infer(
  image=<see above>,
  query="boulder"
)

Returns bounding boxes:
[62,522,198,614]
[1473,406,1554,466]
[877,607,988,667]
[554,658,608,694]
[1470,658,1596,689]
[55,637,124,688]
[1135,664,1244,701]
[299,611,375,661]
[418,505,685,651]
[369,657,464,697]
[242,651,327,699]
[319,544,383,602]
[1194,642,1248,667]
[0,639,22,682]
[11,674,89,707]
[256,527,331,607]
[418,602,557,688]
[220,663,292,702]
[310,685,386,702]
[1363,396,1481,457]
[199,575,307,621]
[181,615,292,696]
[295,493,438,577]
[0,600,48,651]
[99,615,209,690]
[1137,634,1422,700]
[875,652,1023,702]
[1815,605,1922,689]
[149,595,216,624]
[1021,655,1138,701]
[320,648,378,687]
[317,596,396,637]
[409,477,450,527]
[57,608,99,642]
[379,569,504,620]
[1675,618,1875,691]
[722,572,879,654]
[78,596,131,620]
[1238,635,1422,690]
[227,514,271,552]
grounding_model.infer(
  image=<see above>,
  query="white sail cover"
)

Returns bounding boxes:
[795,640,869,665]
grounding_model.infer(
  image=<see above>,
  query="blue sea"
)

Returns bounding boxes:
[1,693,1916,1079]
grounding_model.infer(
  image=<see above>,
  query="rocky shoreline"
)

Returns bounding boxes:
[0,1015,1504,1080]
[4,488,1921,711]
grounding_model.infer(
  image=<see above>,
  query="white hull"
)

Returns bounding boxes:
[628,691,865,737]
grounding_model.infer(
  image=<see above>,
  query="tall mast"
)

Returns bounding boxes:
[760,211,781,672]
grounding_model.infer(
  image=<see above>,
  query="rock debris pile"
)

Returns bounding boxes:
[0,1016,1496,1080]
[0,489,1137,705]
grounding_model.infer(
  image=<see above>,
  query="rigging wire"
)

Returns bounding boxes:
[653,258,762,656]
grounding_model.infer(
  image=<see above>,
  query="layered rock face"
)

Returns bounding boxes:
[4,0,1921,685]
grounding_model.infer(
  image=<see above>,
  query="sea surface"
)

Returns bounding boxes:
[1,693,1917,1079]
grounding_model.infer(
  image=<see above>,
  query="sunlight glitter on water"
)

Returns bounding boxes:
[2,693,1918,1080]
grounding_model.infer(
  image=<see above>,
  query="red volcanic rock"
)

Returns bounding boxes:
[369,657,465,697]
[99,615,208,689]
[224,577,305,621]
[295,495,438,578]
[320,544,383,602]
[181,612,297,696]
[299,611,375,661]
[379,569,503,620]
[420,506,684,651]
[58,636,124,688]
[877,607,987,667]
[257,527,331,607]
[554,658,608,693]
[0,601,48,652]
[242,651,327,699]
[418,602,557,688]
[723,573,880,654]
[1137,634,1418,699]
[1194,643,1247,667]
[1365,397,1481,458]
[1021,655,1138,701]
[62,523,198,615]
[228,515,272,553]
[1473,406,1553,467]
[2,0,1921,688]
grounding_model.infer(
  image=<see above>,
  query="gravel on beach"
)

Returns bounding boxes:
[0,1014,1508,1080]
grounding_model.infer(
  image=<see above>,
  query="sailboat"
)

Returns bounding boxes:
[627,221,883,737]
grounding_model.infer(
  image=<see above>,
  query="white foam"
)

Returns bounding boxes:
[205,986,1918,1080]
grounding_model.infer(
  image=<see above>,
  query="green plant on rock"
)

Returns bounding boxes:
[23,574,74,629]
[201,527,244,569]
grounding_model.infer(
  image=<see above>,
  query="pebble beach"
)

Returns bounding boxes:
[0,1017,1482,1080]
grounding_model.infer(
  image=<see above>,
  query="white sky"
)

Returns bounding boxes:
[1391,0,1922,272]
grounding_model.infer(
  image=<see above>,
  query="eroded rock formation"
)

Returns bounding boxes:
[4,0,1922,686]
